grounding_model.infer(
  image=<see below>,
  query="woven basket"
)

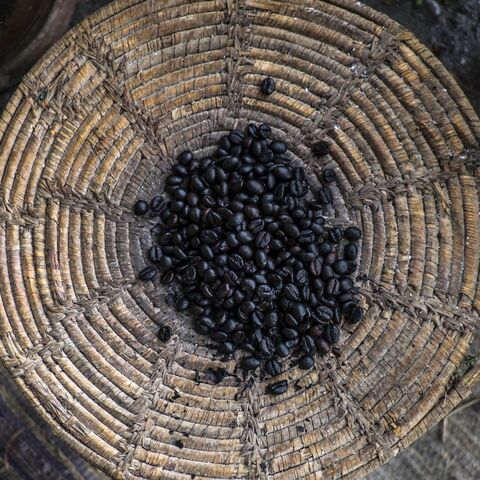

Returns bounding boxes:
[0,0,479,478]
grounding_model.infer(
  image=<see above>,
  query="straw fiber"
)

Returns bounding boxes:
[0,0,479,478]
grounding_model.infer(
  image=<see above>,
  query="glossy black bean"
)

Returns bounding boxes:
[281,328,298,340]
[139,266,157,281]
[344,243,358,261]
[324,324,340,344]
[344,226,362,241]
[329,227,342,244]
[349,306,363,323]
[311,141,330,157]
[260,77,275,95]
[334,260,349,275]
[257,123,271,139]
[268,380,288,395]
[157,325,172,342]
[299,355,314,370]
[134,200,149,216]
[237,245,254,259]
[241,356,260,370]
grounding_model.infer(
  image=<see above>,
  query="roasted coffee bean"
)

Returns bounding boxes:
[238,245,254,259]
[349,306,364,323]
[344,226,362,241]
[265,359,282,377]
[268,380,288,395]
[322,168,336,184]
[157,325,172,342]
[281,328,298,340]
[300,335,316,354]
[317,306,333,322]
[258,123,271,139]
[220,342,236,355]
[318,241,332,256]
[326,278,340,297]
[344,243,358,261]
[134,200,149,216]
[255,231,271,249]
[334,260,349,275]
[211,331,229,342]
[139,266,157,281]
[311,141,330,157]
[150,196,166,213]
[260,77,276,95]
[284,284,300,301]
[228,254,245,270]
[339,277,353,292]
[324,324,340,344]
[299,355,314,370]
[175,297,189,311]
[194,320,211,335]
[229,129,244,145]
[241,356,260,370]
[316,338,331,355]
[329,227,342,244]
[270,141,287,154]
[149,246,163,263]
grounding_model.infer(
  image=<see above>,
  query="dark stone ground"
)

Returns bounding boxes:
[0,1,479,479]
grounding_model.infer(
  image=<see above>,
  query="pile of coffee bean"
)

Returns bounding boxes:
[135,123,363,394]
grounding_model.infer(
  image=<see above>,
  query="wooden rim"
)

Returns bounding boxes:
[0,0,479,478]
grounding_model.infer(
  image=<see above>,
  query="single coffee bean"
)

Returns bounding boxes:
[149,246,163,263]
[311,141,330,157]
[157,325,172,342]
[322,168,336,183]
[241,356,260,370]
[281,328,298,340]
[344,243,358,261]
[316,338,331,355]
[270,142,287,154]
[134,200,149,216]
[267,380,288,395]
[344,226,362,241]
[334,260,349,275]
[329,227,342,244]
[265,359,282,377]
[349,306,364,323]
[260,77,275,95]
[339,277,353,292]
[258,123,271,139]
[299,355,314,370]
[324,324,340,344]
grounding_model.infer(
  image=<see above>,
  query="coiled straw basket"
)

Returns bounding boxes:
[1,0,479,479]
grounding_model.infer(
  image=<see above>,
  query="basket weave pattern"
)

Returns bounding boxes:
[0,0,479,479]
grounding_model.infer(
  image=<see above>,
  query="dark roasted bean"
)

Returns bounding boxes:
[299,355,314,370]
[344,243,358,261]
[322,168,336,183]
[134,200,149,216]
[334,260,349,275]
[329,227,342,244]
[311,141,330,157]
[268,380,288,395]
[260,77,276,95]
[344,226,362,241]
[157,325,172,342]
[324,324,340,344]
[241,356,260,370]
[139,266,157,281]
[149,246,163,263]
[349,306,364,323]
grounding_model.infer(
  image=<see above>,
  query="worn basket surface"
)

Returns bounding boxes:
[0,0,479,479]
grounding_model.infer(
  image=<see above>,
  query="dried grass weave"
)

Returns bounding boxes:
[0,0,480,479]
